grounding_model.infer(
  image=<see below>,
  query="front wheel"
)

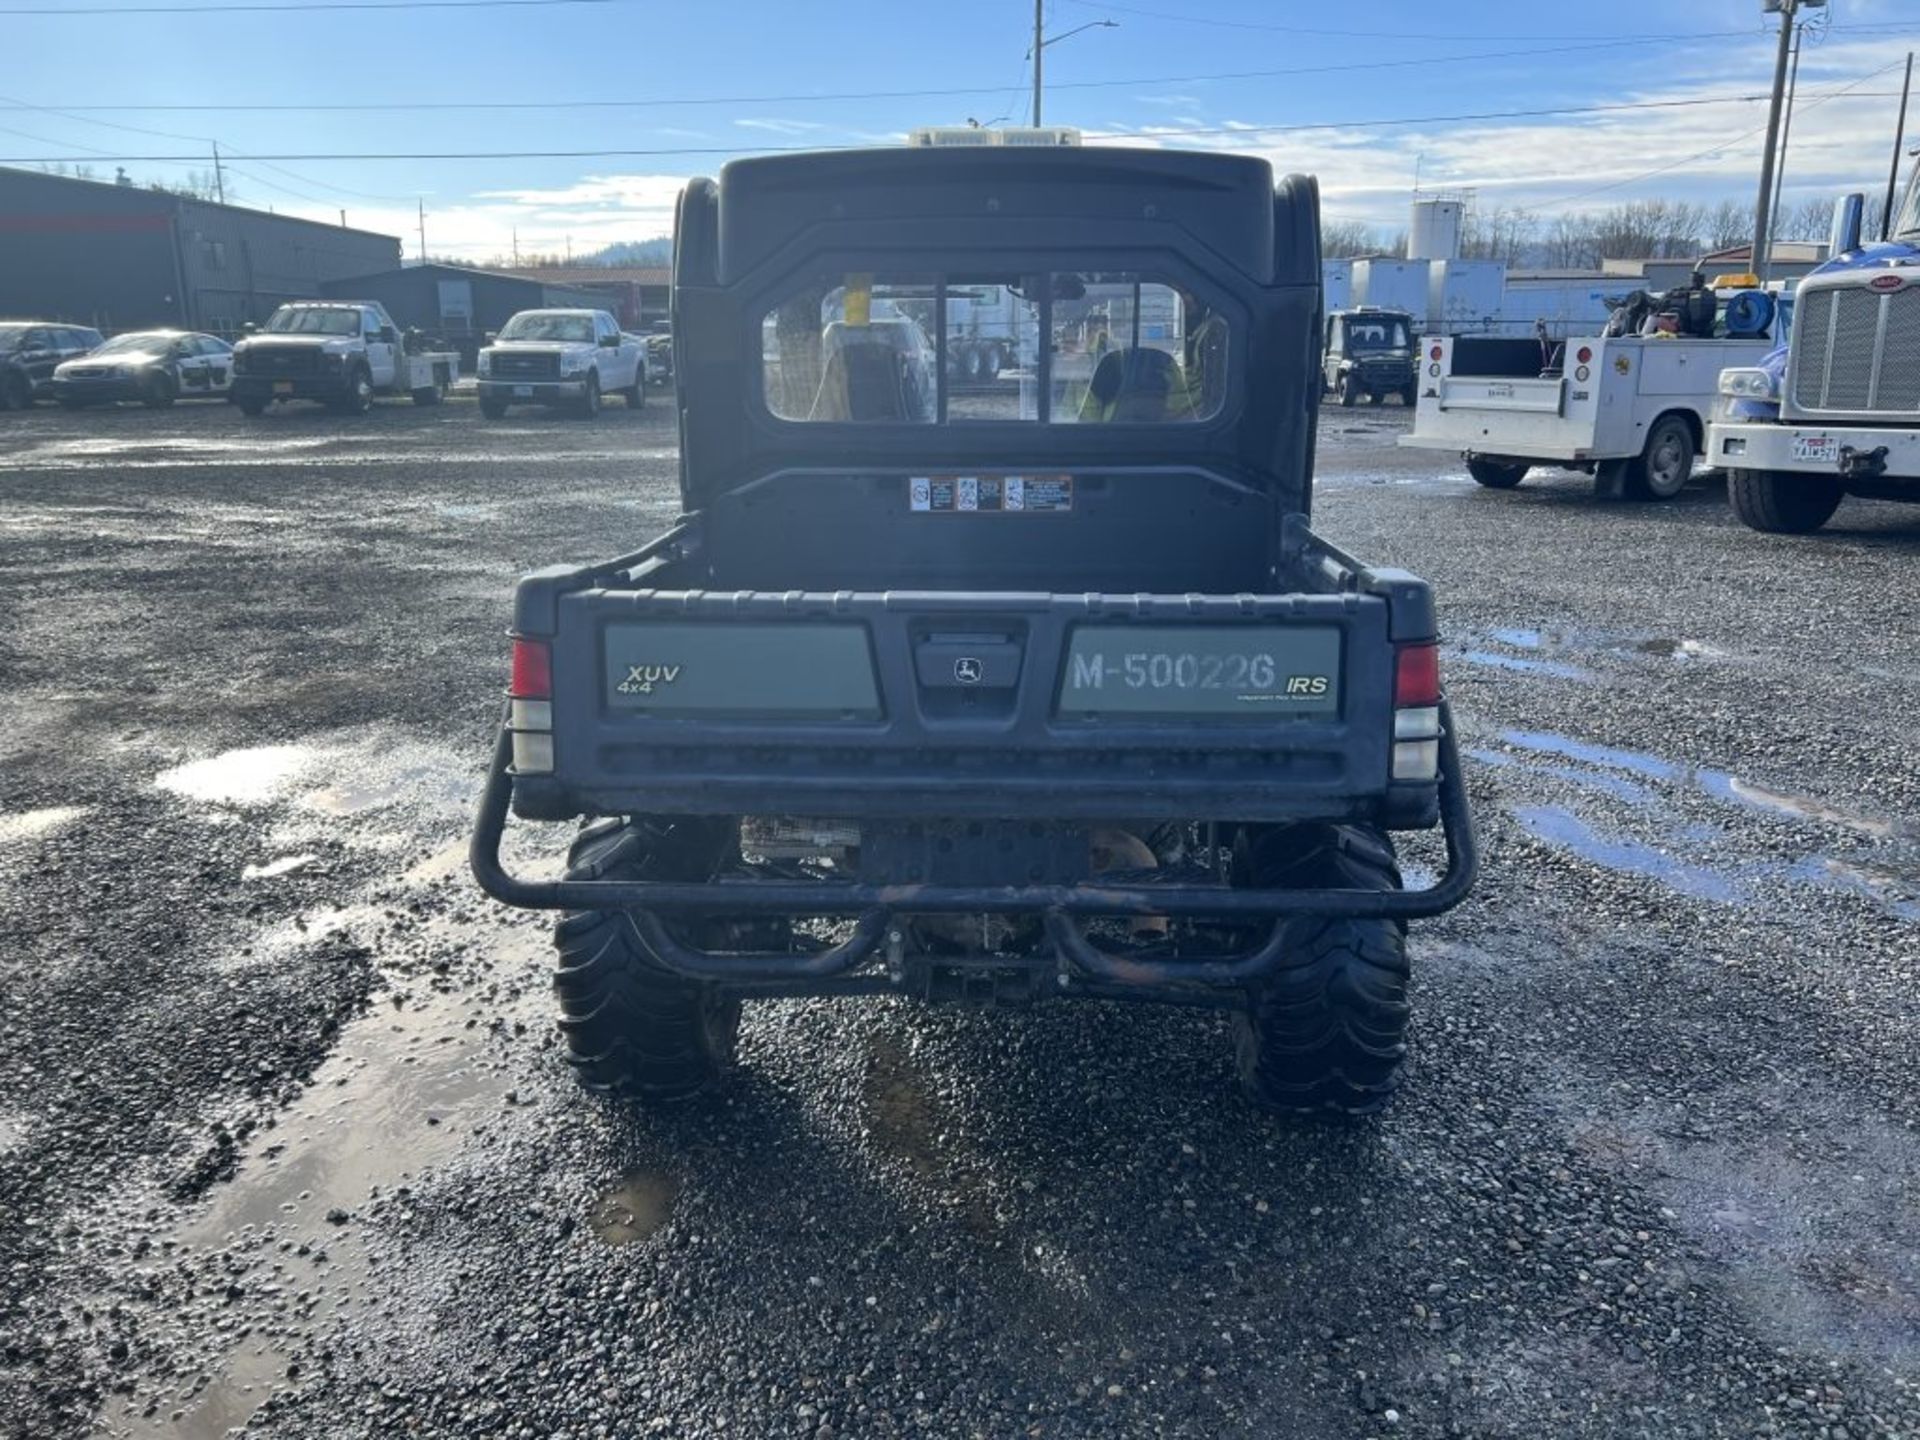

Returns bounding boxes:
[1338,372,1359,408]
[331,368,374,415]
[3,371,34,410]
[622,374,645,409]
[479,396,508,420]
[1234,824,1410,1117]
[1625,414,1694,500]
[575,370,601,419]
[234,395,268,417]
[1400,383,1417,407]
[553,817,743,1101]
[1467,456,1528,489]
[1727,467,1844,534]
[142,372,177,409]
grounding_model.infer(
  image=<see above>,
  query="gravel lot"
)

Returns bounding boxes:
[1,393,1917,1440]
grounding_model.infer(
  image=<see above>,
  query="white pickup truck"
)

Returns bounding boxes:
[1401,324,1777,500]
[230,301,456,416]
[475,308,646,419]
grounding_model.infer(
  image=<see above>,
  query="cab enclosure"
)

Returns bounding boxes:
[470,145,1476,1112]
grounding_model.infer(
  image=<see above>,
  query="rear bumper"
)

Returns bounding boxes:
[478,378,587,404]
[467,700,1479,987]
[1398,430,1594,464]
[1710,419,1920,481]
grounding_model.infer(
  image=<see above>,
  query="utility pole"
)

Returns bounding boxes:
[1752,0,1825,281]
[1884,53,1914,241]
[1763,25,1803,279]
[1032,0,1044,127]
[417,198,427,264]
[339,208,346,228]
[211,141,226,205]
[512,226,520,265]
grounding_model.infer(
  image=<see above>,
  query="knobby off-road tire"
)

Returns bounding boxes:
[1234,823,1411,1117]
[1466,456,1528,489]
[1727,467,1844,534]
[553,817,742,1101]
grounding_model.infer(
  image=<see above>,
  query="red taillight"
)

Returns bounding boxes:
[1576,345,1593,364]
[1394,642,1441,707]
[510,637,552,699]
[1429,344,1443,361]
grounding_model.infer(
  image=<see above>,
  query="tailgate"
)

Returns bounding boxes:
[1436,374,1565,414]
[522,588,1408,826]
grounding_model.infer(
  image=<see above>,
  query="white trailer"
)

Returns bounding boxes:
[1426,260,1505,335]
[1400,331,1775,499]
[1352,259,1430,330]
[1321,258,1354,313]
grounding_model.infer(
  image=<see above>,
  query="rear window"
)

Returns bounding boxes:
[759,271,1227,425]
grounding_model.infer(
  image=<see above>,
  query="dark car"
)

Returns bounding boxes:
[0,322,106,409]
[471,143,1477,1120]
[51,330,234,409]
[1323,307,1417,407]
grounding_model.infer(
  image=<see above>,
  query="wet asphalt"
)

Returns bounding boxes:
[0,393,1917,1440]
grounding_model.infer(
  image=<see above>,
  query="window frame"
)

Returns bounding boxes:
[752,263,1238,431]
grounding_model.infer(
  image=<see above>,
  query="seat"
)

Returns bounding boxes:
[1078,346,1194,422]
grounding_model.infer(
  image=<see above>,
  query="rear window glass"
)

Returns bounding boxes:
[759,271,1226,425]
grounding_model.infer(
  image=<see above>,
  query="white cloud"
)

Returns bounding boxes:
[733,117,830,135]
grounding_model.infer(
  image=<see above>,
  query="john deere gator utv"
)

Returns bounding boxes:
[471,137,1477,1117]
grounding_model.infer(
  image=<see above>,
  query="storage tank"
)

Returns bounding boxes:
[1321,258,1354,312]
[1408,199,1463,262]
[1427,260,1506,335]
[1351,259,1430,329]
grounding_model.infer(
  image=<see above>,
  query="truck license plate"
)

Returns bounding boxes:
[1790,434,1839,465]
[513,385,534,398]
[273,380,293,395]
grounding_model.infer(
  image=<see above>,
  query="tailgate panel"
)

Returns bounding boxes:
[1439,376,1565,414]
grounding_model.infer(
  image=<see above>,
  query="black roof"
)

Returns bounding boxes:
[710,145,1282,286]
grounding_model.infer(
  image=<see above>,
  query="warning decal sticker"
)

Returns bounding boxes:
[907,475,1072,513]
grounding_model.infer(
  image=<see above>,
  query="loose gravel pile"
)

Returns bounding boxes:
[0,399,1915,1439]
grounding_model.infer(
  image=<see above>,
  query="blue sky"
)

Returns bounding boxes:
[6,0,1919,259]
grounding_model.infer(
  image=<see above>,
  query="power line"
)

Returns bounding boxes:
[0,35,1841,116]
[1530,60,1907,211]
[6,88,1896,166]
[1,0,617,11]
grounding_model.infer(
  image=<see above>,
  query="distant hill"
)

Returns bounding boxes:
[579,238,672,267]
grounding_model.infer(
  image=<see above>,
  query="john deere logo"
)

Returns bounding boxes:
[953,657,983,684]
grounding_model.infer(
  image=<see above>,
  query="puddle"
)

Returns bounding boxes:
[590,1172,680,1246]
[1501,730,1679,782]
[0,804,89,844]
[302,761,473,817]
[1454,649,1594,682]
[156,746,315,806]
[1514,805,1742,903]
[241,853,318,881]
[1790,856,1920,921]
[864,1038,944,1177]
[1699,774,1902,841]
[402,841,470,886]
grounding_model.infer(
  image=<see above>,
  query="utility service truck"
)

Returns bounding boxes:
[229,301,456,416]
[1400,280,1784,500]
[1709,176,1920,533]
[468,138,1478,1120]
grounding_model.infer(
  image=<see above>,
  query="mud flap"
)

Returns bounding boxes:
[1592,458,1630,500]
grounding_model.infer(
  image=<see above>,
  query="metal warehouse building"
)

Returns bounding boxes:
[0,166,401,336]
[319,262,610,364]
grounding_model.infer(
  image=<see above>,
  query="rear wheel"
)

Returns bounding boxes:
[3,370,34,409]
[1233,824,1410,1117]
[1727,467,1844,534]
[553,817,743,1101]
[1625,414,1694,500]
[1467,456,1528,489]
[410,378,447,406]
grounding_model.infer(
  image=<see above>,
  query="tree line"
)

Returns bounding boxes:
[1323,193,1892,268]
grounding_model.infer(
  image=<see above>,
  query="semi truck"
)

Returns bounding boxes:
[1708,174,1920,534]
